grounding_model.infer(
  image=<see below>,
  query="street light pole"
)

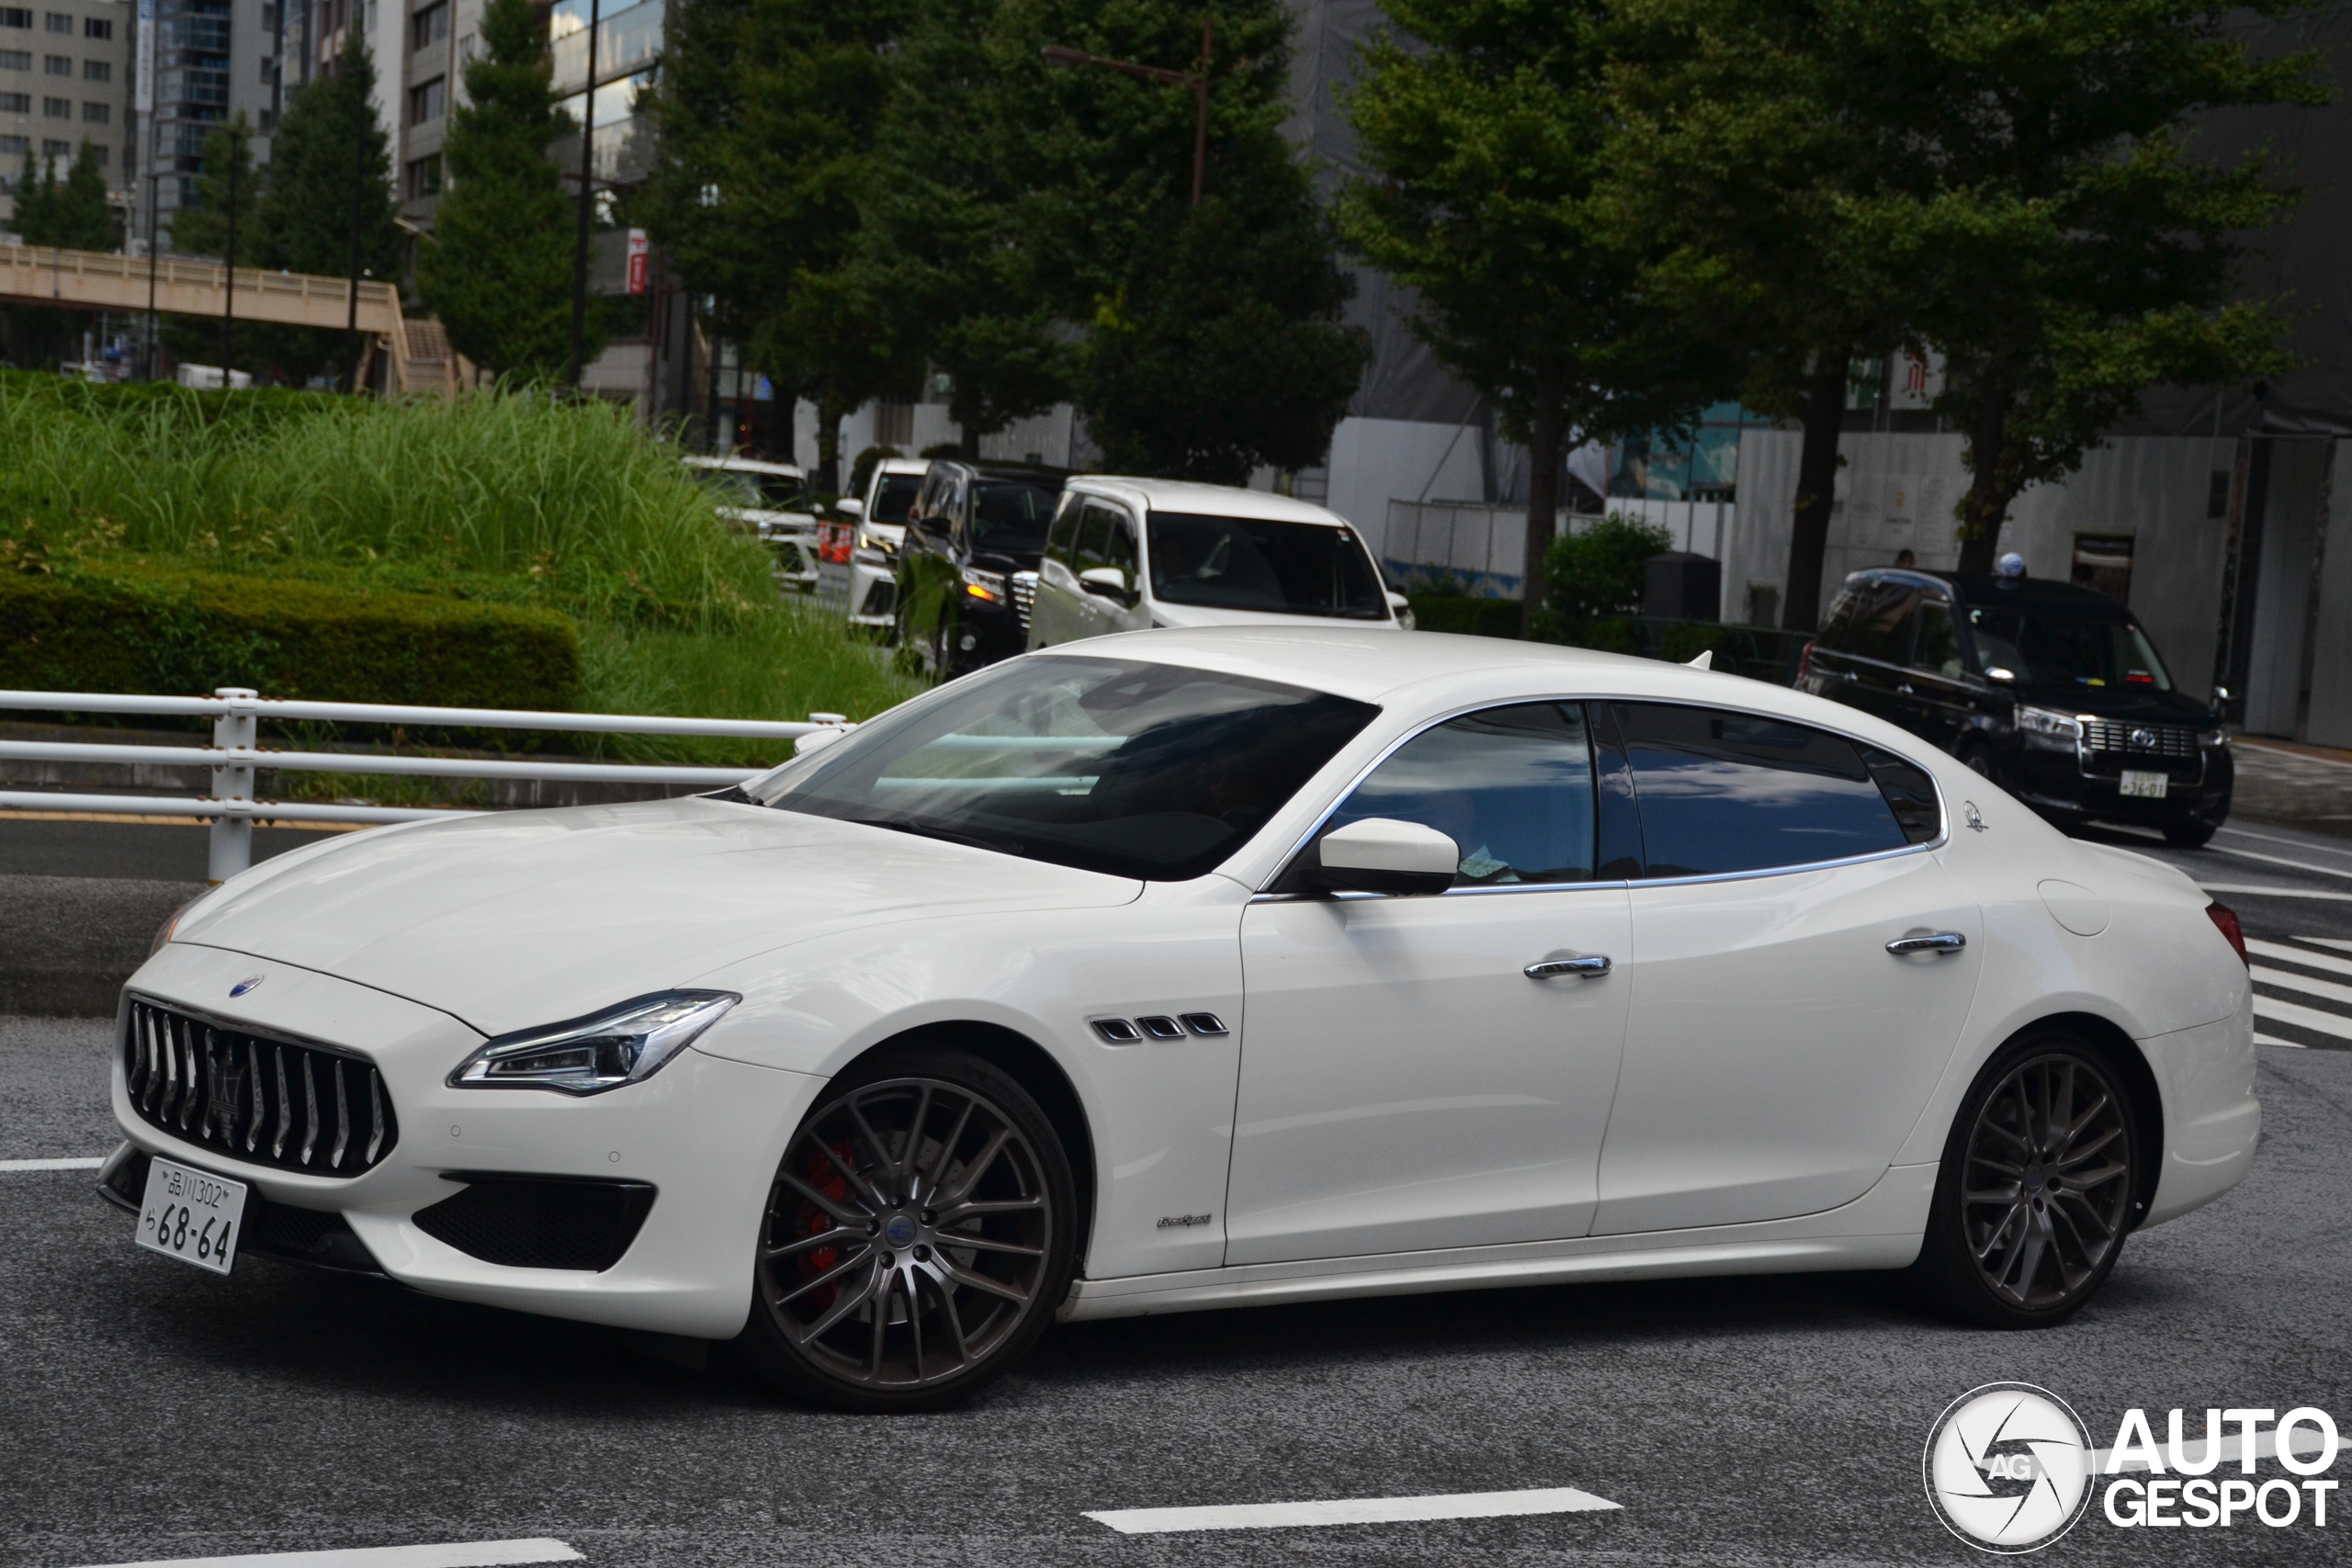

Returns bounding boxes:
[220,123,239,378]
[567,0,602,388]
[1041,17,1220,211]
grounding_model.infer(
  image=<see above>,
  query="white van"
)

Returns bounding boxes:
[835,456,930,629]
[1027,478,1411,648]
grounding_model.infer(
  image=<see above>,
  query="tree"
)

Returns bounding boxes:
[168,113,261,375]
[3,143,119,367]
[1545,513,1672,633]
[1601,0,1920,631]
[987,0,1366,481]
[1340,0,1719,633]
[417,0,593,382]
[254,33,402,385]
[638,0,914,482]
[1887,1,2327,574]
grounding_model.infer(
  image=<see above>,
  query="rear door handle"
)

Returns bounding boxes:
[1886,931,1966,955]
[1526,955,1612,979]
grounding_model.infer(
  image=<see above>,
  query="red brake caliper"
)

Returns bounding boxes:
[793,1139,856,1312]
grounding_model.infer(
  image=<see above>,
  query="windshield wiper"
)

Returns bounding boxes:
[704,784,759,805]
[844,812,1025,857]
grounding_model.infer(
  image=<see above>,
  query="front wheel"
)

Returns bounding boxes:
[741,1049,1077,1412]
[2163,819,2217,848]
[1908,1033,2140,1328]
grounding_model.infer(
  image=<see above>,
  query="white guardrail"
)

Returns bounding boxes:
[0,686,848,881]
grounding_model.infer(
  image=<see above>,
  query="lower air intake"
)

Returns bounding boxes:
[413,1173,656,1271]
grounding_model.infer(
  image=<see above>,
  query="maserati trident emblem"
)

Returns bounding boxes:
[229,975,266,998]
[1963,802,1989,833]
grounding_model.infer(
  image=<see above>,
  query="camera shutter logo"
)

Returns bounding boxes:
[1924,1382,2096,1552]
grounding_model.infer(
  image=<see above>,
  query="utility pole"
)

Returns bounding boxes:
[220,122,240,379]
[1041,17,1222,211]
[567,0,603,388]
[345,89,368,393]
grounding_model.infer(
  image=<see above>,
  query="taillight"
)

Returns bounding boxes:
[1797,638,1817,680]
[2205,901,2248,968]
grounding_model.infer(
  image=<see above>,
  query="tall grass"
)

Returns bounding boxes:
[0,372,921,744]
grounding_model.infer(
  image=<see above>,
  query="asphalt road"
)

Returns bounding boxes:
[5,813,2349,1567]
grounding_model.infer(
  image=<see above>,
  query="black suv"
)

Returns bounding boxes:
[1800,570,2231,845]
[893,459,1071,678]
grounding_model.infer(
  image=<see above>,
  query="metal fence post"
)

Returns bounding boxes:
[209,686,258,882]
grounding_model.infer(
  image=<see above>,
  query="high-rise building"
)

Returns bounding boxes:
[0,0,134,234]
[132,0,285,251]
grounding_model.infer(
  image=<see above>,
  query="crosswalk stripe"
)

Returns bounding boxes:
[2245,938,2352,981]
[2251,995,2352,1040]
[2256,1033,2308,1049]
[2300,936,2352,954]
[2251,965,2352,1010]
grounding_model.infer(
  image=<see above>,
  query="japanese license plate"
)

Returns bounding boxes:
[137,1156,247,1276]
[2120,769,2169,799]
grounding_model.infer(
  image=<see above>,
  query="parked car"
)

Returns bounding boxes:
[1028,478,1411,648]
[682,455,820,593]
[837,457,931,631]
[1800,569,2232,846]
[107,630,2254,1412]
[893,458,1071,676]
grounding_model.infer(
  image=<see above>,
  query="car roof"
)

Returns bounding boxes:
[1849,568,2131,619]
[870,458,929,477]
[683,455,806,479]
[930,457,1072,483]
[1070,476,1355,528]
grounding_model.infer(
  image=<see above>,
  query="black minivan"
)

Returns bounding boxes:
[892,459,1071,678]
[1800,570,2232,845]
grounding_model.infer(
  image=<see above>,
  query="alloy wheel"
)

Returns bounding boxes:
[1959,1052,2133,1311]
[756,1075,1056,1392]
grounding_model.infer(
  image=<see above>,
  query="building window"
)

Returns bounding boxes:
[259,4,275,29]
[81,15,107,38]
[42,50,65,71]
[407,73,444,124]
[0,92,25,111]
[81,56,105,80]
[40,135,67,155]
[404,152,440,198]
[0,48,28,65]
[411,1,446,51]
[80,98,103,121]
[40,93,66,115]
[0,133,24,154]
[457,32,475,62]
[43,9,67,31]
[0,9,34,30]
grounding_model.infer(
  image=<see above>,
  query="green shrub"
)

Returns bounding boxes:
[0,562,582,710]
[1544,513,1672,630]
[1408,593,1523,638]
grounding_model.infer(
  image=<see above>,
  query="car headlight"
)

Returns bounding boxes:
[962,566,1007,603]
[857,525,894,556]
[2015,705,2084,740]
[2202,727,2230,749]
[448,991,740,1096]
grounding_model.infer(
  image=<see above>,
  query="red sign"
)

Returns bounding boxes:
[626,229,650,296]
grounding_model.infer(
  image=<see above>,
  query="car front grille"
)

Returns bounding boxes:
[1012,570,1037,629]
[861,577,897,618]
[122,998,399,1178]
[2081,720,2199,759]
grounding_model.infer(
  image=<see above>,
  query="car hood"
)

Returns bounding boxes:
[1148,600,1398,631]
[2006,682,2213,724]
[173,797,1142,1035]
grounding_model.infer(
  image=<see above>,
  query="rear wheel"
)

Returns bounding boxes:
[1909,1032,2139,1328]
[2163,819,2217,848]
[741,1049,1076,1412]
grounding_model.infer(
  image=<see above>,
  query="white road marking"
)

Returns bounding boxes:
[2209,843,2352,882]
[2251,996,2352,1041]
[2246,938,2352,980]
[2302,936,2352,953]
[2196,883,2352,902]
[2251,964,2352,1010]
[2217,824,2352,862]
[73,1541,582,1568]
[0,1156,105,1172]
[1083,1486,1622,1534]
[2256,1034,2308,1049]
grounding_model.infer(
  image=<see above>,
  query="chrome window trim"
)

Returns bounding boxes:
[1250,694,1951,895]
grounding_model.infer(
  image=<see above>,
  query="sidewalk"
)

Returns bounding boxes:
[2231,738,2352,836]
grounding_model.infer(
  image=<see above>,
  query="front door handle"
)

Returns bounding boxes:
[1886,931,1967,956]
[1526,955,1612,979]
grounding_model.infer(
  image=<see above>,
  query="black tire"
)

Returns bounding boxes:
[1959,741,1997,782]
[2163,819,2217,848]
[741,1048,1077,1412]
[1908,1031,2140,1329]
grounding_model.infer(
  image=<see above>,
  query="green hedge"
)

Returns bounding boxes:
[0,564,583,711]
[1408,593,1524,638]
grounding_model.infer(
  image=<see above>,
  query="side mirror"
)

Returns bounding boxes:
[1080,566,1139,607]
[1309,818,1458,896]
[835,496,865,519]
[1385,590,1416,631]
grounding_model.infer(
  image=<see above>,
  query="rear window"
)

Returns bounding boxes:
[1612,703,1915,876]
[1147,513,1389,620]
[969,481,1062,556]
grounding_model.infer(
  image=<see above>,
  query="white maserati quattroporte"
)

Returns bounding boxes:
[103,630,2257,1410]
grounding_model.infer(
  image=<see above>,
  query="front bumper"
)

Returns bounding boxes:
[109,942,821,1338]
[2008,736,2233,826]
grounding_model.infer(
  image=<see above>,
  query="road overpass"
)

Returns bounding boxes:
[0,242,459,394]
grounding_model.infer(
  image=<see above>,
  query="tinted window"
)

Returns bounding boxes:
[1860,747,1942,844]
[1614,703,1909,876]
[1074,502,1120,572]
[1819,578,1917,663]
[1318,704,1595,886]
[1046,494,1080,559]
[870,473,922,525]
[1965,606,2172,691]
[1147,513,1388,619]
[1912,599,1962,677]
[969,480,1060,555]
[751,657,1378,882]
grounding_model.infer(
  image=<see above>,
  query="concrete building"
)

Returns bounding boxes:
[0,0,133,232]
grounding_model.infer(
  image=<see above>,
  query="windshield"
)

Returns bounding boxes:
[1148,513,1389,619]
[748,656,1379,880]
[969,480,1061,556]
[1966,607,2173,691]
[870,473,922,525]
[691,467,804,512]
